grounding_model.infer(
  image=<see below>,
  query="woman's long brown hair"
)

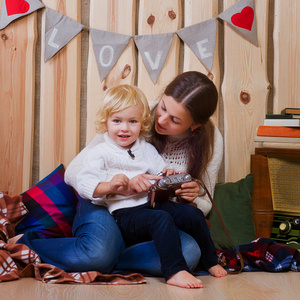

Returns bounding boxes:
[151,71,218,179]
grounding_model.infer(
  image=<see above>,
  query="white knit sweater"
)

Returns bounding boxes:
[76,133,168,213]
[65,126,223,216]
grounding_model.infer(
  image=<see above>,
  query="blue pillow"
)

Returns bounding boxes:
[16,164,79,238]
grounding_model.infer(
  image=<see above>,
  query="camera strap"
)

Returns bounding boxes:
[194,179,245,274]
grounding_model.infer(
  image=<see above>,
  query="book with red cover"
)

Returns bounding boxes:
[257,126,300,138]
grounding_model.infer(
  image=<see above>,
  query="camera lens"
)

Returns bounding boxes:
[157,177,171,188]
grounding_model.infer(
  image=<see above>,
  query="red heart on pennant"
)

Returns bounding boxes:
[231,6,254,31]
[6,0,30,16]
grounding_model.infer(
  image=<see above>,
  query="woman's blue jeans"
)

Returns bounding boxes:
[18,200,201,275]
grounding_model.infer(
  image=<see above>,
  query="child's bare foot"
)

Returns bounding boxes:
[8,234,23,244]
[208,264,227,277]
[166,270,203,289]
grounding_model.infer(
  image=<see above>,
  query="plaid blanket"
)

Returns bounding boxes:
[216,238,300,273]
[0,191,146,284]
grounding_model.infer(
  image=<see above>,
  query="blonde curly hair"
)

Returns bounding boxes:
[94,84,152,138]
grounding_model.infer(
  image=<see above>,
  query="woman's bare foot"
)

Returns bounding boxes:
[166,270,203,289]
[8,234,24,244]
[208,264,227,277]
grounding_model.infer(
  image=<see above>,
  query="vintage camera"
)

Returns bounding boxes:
[149,173,193,206]
[157,173,192,189]
[270,214,300,247]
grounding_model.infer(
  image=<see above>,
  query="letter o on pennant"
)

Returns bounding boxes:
[99,45,114,67]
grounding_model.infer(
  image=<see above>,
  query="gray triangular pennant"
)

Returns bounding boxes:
[44,8,84,62]
[218,0,258,46]
[176,18,217,71]
[0,0,44,30]
[134,33,173,84]
[90,28,131,81]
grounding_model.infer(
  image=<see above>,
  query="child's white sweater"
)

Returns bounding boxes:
[76,133,167,214]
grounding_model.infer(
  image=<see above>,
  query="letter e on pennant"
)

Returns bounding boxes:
[196,39,212,59]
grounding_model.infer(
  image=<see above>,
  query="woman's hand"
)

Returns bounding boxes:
[174,180,200,202]
[129,174,162,193]
[162,167,176,176]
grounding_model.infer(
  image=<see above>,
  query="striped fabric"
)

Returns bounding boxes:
[16,165,78,238]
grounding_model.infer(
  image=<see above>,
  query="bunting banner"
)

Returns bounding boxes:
[176,18,217,71]
[44,8,84,62]
[134,33,174,84]
[0,0,44,30]
[218,0,258,46]
[0,0,259,83]
[90,29,131,81]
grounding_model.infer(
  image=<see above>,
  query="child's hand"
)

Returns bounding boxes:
[109,174,130,195]
[129,174,162,193]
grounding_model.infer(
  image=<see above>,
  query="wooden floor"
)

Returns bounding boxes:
[1,271,299,300]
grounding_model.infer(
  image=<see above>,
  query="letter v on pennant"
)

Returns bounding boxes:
[134,33,173,84]
[144,51,163,70]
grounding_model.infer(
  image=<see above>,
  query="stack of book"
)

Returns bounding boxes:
[255,108,300,149]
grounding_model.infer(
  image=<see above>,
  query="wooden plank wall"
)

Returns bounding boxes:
[222,0,270,181]
[39,0,81,179]
[1,0,300,196]
[0,9,36,194]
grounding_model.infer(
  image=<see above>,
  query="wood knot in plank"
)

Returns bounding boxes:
[207,72,214,81]
[168,10,176,20]
[1,34,8,40]
[240,91,251,104]
[147,15,155,26]
[121,64,131,79]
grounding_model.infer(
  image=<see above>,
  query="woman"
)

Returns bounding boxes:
[18,71,223,276]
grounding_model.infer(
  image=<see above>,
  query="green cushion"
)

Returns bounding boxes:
[207,173,256,250]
